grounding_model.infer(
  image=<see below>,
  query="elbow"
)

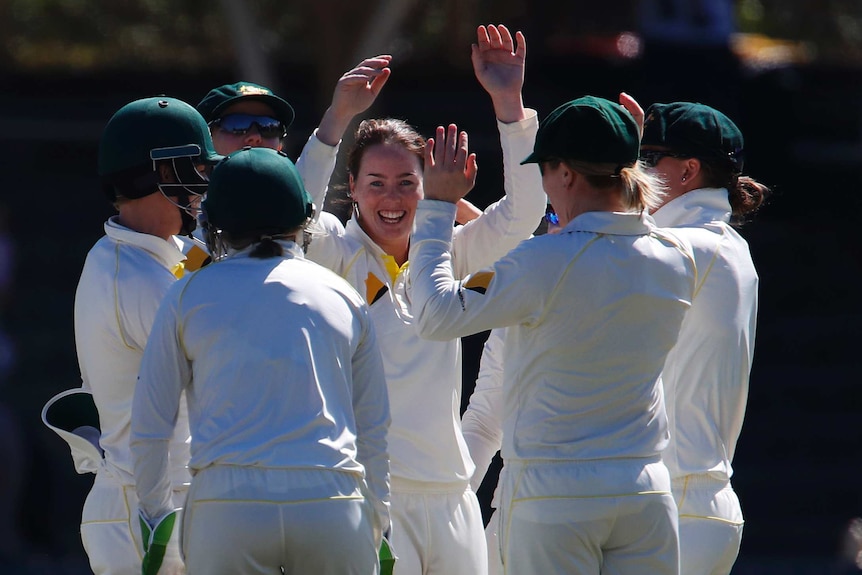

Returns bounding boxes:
[413,299,459,341]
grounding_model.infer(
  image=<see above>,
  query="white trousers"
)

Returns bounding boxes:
[499,458,680,575]
[183,466,379,575]
[673,474,744,575]
[485,508,503,575]
[80,469,187,575]
[390,478,487,575]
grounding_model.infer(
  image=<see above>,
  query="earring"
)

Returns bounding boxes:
[681,176,687,183]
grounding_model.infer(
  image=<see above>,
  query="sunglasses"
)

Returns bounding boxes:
[544,205,560,227]
[639,150,690,168]
[209,114,286,139]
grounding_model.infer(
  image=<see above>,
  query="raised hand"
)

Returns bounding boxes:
[471,24,526,123]
[424,124,478,204]
[317,55,393,146]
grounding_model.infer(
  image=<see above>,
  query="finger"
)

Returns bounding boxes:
[339,69,388,84]
[425,137,436,168]
[487,25,502,49]
[476,25,490,50]
[465,153,478,187]
[368,68,391,95]
[618,92,645,136]
[357,55,393,68]
[434,126,447,166]
[456,130,470,167]
[514,30,527,59]
[446,124,458,164]
[497,24,514,53]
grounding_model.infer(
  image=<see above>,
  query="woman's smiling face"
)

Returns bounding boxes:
[350,143,424,257]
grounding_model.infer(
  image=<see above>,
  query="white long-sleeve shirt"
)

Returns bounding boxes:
[131,242,390,526]
[409,203,697,464]
[74,217,192,487]
[305,112,546,485]
[652,188,758,481]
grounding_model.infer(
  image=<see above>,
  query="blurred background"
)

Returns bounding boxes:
[0,1,860,573]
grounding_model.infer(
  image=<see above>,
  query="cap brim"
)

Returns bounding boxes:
[203,152,225,165]
[520,152,542,165]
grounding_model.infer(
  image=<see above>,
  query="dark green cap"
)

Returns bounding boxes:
[203,147,313,235]
[641,102,744,173]
[196,81,295,127]
[98,97,222,179]
[521,96,640,169]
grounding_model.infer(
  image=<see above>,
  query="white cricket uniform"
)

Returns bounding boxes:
[131,241,390,575]
[306,112,546,575]
[58,133,342,575]
[652,188,757,575]
[73,217,192,575]
[409,202,698,575]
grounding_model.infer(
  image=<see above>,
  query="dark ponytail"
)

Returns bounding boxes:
[700,159,771,226]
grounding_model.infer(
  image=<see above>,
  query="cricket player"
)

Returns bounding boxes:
[131,147,390,574]
[303,24,546,574]
[44,96,222,575]
[409,97,698,575]
[636,100,770,575]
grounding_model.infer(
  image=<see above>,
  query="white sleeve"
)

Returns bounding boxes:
[409,200,552,340]
[350,305,391,534]
[131,287,190,522]
[450,110,546,277]
[294,129,339,220]
[462,327,505,492]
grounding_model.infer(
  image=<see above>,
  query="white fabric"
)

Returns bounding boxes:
[673,474,743,575]
[182,466,379,575]
[305,111,545,486]
[499,459,679,575]
[80,470,187,575]
[461,327,505,492]
[485,508,503,575]
[652,188,756,575]
[75,217,192,487]
[409,203,696,463]
[295,128,340,221]
[389,480,486,575]
[408,202,697,574]
[131,241,390,536]
[652,188,757,481]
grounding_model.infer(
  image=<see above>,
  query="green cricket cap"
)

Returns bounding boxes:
[203,147,313,235]
[197,81,295,127]
[641,102,744,172]
[521,96,640,169]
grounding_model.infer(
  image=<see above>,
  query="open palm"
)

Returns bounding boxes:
[471,24,525,98]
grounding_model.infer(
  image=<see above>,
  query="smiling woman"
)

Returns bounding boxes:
[301,24,547,575]
[347,118,425,265]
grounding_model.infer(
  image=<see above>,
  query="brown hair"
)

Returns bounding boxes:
[699,159,771,225]
[347,118,426,179]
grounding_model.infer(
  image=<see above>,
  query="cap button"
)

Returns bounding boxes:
[158,100,169,108]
